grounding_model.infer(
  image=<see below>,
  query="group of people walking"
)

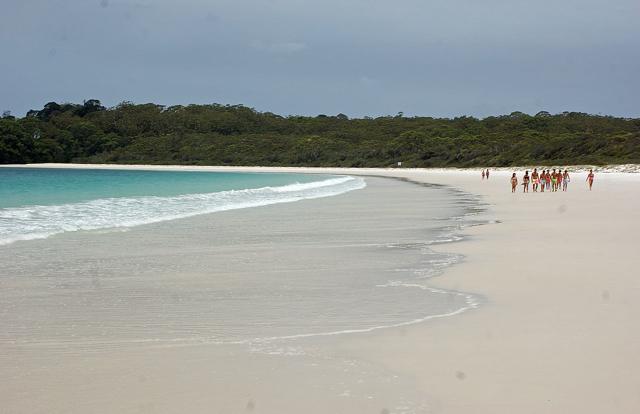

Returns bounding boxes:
[509,168,595,193]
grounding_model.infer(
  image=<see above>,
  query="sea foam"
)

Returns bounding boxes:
[0,175,365,246]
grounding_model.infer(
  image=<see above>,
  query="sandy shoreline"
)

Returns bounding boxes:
[3,163,640,413]
[339,169,640,413]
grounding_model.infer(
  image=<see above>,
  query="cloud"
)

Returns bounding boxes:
[1,0,639,117]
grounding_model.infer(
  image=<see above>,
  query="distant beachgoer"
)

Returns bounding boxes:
[486,169,490,180]
[545,170,551,191]
[531,168,539,192]
[523,171,530,193]
[539,169,546,192]
[587,169,595,190]
[482,170,486,180]
[511,173,518,193]
[562,170,570,191]
[551,169,558,192]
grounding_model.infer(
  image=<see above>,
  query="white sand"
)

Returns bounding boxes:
[336,169,640,413]
[4,163,640,413]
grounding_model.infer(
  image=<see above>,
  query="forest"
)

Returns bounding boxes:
[1,100,639,167]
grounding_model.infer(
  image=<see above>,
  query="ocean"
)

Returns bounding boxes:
[0,167,365,245]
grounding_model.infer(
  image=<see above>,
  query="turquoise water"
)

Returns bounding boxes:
[0,167,366,245]
[0,168,329,208]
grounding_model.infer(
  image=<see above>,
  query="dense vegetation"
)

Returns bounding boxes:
[2,100,639,167]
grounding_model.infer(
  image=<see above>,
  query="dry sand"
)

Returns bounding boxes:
[4,163,640,413]
[336,169,640,414]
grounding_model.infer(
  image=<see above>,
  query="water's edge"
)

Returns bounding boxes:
[242,175,493,349]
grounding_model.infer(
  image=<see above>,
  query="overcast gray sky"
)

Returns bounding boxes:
[1,0,638,118]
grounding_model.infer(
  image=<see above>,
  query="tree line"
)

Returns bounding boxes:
[2,100,639,167]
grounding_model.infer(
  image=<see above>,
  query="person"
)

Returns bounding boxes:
[587,169,595,190]
[551,169,558,192]
[511,172,518,193]
[522,170,530,193]
[531,168,539,192]
[539,169,546,192]
[486,169,490,180]
[482,169,486,180]
[562,169,570,191]
[545,170,551,191]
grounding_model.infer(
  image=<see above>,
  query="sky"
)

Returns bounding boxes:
[1,0,639,118]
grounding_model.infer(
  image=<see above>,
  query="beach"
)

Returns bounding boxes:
[337,169,640,413]
[2,164,640,413]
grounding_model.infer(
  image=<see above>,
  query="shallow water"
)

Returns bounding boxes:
[0,175,483,413]
[1,177,479,350]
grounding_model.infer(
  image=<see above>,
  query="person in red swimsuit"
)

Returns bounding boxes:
[586,169,595,191]
[545,170,551,191]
